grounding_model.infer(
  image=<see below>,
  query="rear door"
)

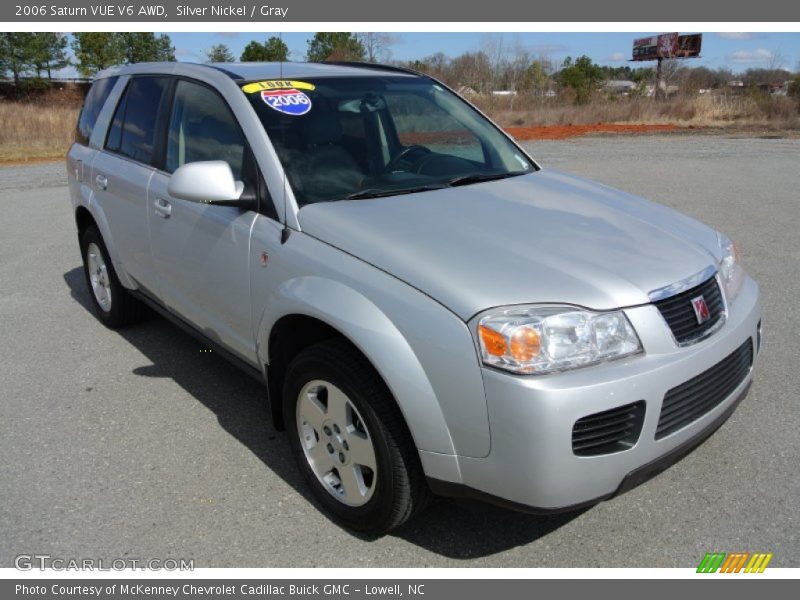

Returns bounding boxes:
[147,79,262,364]
[67,76,119,213]
[91,76,172,296]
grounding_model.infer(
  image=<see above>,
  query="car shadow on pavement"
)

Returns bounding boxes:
[64,266,585,559]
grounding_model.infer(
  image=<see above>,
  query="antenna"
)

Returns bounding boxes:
[279,31,290,244]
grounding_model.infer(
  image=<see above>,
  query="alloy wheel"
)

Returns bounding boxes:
[296,379,377,507]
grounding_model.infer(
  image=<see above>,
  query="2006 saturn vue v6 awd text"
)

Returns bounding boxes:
[67,61,762,533]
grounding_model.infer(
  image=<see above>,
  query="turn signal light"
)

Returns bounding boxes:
[479,324,507,356]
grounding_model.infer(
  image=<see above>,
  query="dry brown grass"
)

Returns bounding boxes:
[481,94,800,131]
[0,93,797,163]
[0,102,79,162]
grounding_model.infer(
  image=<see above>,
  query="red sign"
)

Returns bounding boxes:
[632,33,702,61]
[658,33,679,57]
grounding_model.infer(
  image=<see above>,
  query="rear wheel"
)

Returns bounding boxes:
[283,339,429,533]
[80,226,144,328]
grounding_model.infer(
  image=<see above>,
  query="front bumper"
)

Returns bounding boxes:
[434,275,761,510]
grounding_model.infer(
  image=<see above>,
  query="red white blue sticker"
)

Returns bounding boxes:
[260,88,312,116]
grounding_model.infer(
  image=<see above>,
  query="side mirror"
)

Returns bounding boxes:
[168,161,247,205]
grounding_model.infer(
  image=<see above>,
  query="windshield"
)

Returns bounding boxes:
[241,75,535,205]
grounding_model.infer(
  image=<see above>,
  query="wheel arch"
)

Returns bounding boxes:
[257,276,457,456]
[75,205,96,240]
[74,200,135,289]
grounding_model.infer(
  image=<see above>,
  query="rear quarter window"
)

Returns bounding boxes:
[75,76,119,146]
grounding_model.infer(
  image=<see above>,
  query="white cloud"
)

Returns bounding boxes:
[716,32,755,40]
[528,43,569,54]
[729,48,775,63]
[608,52,627,62]
[175,47,203,61]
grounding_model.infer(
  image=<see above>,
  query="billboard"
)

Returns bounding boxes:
[632,33,702,61]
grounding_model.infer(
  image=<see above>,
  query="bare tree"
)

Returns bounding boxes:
[506,39,530,99]
[358,33,398,63]
[451,51,492,94]
[767,47,786,82]
[659,58,680,95]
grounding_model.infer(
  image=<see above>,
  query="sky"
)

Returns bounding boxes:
[54,31,800,78]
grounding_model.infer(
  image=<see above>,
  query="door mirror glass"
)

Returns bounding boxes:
[167,161,244,204]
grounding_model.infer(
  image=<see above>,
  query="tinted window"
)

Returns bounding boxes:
[105,84,127,153]
[385,93,485,163]
[107,77,170,165]
[75,76,118,146]
[166,80,246,180]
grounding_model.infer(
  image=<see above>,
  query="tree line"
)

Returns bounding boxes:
[0,32,175,84]
[397,49,800,104]
[0,32,376,85]
[203,32,384,64]
[3,31,797,104]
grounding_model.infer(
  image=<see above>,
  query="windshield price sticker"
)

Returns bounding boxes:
[260,89,312,116]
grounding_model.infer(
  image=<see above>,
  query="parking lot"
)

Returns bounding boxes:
[1,134,798,567]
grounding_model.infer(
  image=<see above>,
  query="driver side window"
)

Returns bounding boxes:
[166,80,247,180]
[385,93,485,164]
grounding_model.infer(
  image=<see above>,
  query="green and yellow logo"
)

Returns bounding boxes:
[697,552,773,573]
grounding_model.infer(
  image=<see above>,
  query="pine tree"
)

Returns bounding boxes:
[306,33,365,62]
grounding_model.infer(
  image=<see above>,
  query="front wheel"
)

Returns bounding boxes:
[283,339,429,533]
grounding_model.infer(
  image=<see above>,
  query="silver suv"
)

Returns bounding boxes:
[67,62,761,533]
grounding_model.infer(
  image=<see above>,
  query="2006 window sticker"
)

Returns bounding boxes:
[243,80,315,116]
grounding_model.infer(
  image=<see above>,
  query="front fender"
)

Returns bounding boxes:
[256,276,457,457]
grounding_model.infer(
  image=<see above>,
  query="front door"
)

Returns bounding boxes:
[148,79,259,364]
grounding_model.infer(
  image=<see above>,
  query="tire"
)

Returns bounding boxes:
[80,226,145,328]
[283,338,429,533]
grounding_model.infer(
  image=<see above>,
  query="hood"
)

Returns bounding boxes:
[298,170,721,320]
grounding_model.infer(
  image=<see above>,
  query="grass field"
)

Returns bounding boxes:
[0,94,797,162]
[0,103,80,162]
[481,93,800,129]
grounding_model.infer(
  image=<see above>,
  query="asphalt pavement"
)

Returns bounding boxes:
[1,134,798,567]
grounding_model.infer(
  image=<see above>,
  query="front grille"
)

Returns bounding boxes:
[572,400,645,456]
[654,276,724,344]
[656,340,753,439]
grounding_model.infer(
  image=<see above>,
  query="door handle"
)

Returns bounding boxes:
[95,174,108,190]
[154,198,172,218]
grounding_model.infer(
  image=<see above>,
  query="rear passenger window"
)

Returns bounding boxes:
[75,76,118,146]
[165,80,246,180]
[105,77,170,165]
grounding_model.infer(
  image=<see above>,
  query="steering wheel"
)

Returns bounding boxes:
[383,145,431,173]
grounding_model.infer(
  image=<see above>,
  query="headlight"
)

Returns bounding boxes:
[477,307,642,375]
[717,232,744,302]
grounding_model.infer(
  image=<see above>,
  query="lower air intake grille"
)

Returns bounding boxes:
[572,400,645,456]
[656,339,753,439]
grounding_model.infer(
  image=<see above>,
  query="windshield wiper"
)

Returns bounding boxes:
[346,184,447,200]
[446,171,527,187]
[344,172,526,200]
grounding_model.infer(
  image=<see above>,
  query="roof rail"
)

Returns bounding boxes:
[203,64,245,79]
[321,61,428,78]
